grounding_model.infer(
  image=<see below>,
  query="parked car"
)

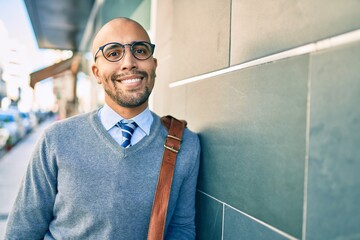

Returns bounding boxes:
[0,127,10,150]
[19,111,38,133]
[0,110,26,149]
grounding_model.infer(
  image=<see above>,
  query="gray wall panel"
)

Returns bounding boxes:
[231,0,360,65]
[186,56,309,238]
[195,192,223,240]
[306,42,360,239]
[172,0,231,81]
[224,206,290,240]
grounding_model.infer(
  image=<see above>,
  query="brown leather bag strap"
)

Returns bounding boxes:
[147,115,187,240]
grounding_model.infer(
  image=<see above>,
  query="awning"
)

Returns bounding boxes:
[29,55,81,88]
[24,0,95,51]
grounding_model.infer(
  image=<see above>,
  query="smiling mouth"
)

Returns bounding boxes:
[111,71,148,84]
[121,78,142,84]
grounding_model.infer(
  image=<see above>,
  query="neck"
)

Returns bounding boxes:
[106,99,148,119]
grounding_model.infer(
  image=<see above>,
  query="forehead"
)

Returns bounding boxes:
[93,20,150,52]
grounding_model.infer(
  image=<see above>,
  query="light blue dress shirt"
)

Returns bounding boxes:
[98,104,153,146]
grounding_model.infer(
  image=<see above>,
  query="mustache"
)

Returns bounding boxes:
[110,70,148,82]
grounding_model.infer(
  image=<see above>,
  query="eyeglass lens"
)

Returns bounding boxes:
[102,42,153,62]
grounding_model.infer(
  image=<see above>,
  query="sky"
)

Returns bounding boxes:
[0,0,63,72]
[0,0,37,53]
[0,0,60,111]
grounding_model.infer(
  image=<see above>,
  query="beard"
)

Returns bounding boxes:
[103,70,155,108]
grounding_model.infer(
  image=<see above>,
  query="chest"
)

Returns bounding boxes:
[55,146,164,213]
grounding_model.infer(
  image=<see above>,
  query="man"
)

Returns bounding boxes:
[5,18,200,239]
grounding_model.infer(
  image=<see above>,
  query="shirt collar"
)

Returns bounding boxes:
[99,103,153,135]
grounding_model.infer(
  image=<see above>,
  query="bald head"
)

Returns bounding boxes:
[92,18,151,57]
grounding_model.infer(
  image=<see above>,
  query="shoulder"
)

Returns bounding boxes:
[153,113,200,154]
[182,127,201,156]
[44,110,98,136]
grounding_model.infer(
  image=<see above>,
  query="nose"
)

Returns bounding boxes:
[120,46,137,70]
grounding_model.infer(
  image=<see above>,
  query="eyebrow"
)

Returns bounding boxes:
[104,43,123,50]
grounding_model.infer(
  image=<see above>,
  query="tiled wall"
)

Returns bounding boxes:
[153,0,360,239]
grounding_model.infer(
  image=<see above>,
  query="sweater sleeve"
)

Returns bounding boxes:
[165,135,201,240]
[4,131,57,239]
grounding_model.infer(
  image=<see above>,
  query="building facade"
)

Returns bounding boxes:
[151,1,360,239]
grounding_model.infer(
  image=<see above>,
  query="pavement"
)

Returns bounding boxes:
[0,118,55,239]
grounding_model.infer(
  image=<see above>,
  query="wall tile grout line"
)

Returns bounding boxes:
[197,190,299,240]
[228,0,233,69]
[222,203,225,240]
[302,47,314,240]
[169,29,360,88]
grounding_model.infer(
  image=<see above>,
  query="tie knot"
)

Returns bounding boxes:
[118,119,138,130]
[117,120,138,148]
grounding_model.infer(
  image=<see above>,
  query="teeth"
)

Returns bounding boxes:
[122,78,141,84]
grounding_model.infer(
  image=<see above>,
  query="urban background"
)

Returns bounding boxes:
[0,0,359,239]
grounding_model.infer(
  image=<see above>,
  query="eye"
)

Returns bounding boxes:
[134,48,146,54]
[132,43,151,57]
[103,44,124,60]
[108,51,121,57]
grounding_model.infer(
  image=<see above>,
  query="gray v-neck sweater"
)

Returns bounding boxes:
[5,110,200,240]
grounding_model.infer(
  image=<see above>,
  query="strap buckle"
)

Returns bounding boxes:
[164,144,179,153]
[164,134,182,153]
[167,134,182,142]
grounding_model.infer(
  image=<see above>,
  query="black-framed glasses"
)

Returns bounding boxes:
[94,41,155,62]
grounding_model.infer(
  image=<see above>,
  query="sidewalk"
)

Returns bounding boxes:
[0,118,55,238]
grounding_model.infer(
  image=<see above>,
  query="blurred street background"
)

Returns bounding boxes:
[0,0,75,155]
[0,117,55,239]
[0,0,73,236]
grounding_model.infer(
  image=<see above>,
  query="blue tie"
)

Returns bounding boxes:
[116,120,138,148]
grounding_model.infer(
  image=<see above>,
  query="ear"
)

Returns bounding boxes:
[153,58,158,69]
[91,64,102,84]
